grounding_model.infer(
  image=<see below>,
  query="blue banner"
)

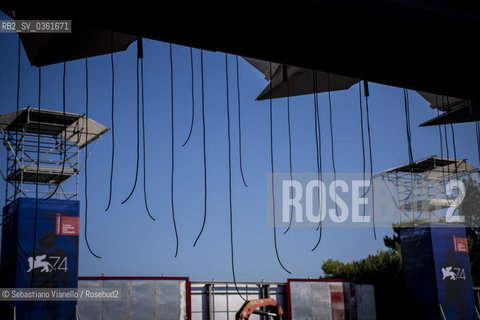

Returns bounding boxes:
[430,224,476,319]
[400,224,477,319]
[1,198,80,319]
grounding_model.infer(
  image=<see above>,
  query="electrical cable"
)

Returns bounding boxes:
[434,96,449,222]
[447,98,461,217]
[170,43,179,257]
[312,71,323,251]
[9,37,25,264]
[193,50,207,247]
[364,82,376,239]
[3,36,21,227]
[403,89,414,165]
[314,74,323,226]
[182,47,195,147]
[437,96,460,210]
[435,95,446,186]
[327,74,339,218]
[447,98,459,171]
[442,96,450,163]
[443,119,450,173]
[437,96,455,209]
[121,44,141,204]
[105,32,115,211]
[359,82,366,217]
[236,55,248,188]
[14,36,20,202]
[45,61,67,200]
[284,65,294,234]
[400,88,416,206]
[31,61,42,291]
[449,121,461,212]
[84,56,101,259]
[225,53,247,301]
[269,61,292,274]
[140,48,156,221]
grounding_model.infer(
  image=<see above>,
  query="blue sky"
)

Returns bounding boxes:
[0,15,477,282]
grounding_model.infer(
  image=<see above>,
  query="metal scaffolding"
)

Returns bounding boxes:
[0,107,108,204]
[378,156,477,225]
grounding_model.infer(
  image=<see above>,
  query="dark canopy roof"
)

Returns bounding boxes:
[2,2,480,103]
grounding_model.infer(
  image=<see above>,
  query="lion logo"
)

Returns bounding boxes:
[441,266,456,280]
[27,254,53,273]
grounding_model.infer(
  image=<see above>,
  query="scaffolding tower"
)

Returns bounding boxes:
[0,107,108,204]
[378,156,477,225]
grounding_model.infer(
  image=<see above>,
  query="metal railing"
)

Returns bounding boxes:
[190,281,287,320]
[2,127,80,203]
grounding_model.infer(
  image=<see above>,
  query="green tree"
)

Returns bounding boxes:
[322,233,406,320]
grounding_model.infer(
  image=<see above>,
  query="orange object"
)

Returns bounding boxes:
[235,298,286,319]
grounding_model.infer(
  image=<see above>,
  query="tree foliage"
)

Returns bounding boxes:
[322,231,407,320]
[322,250,401,284]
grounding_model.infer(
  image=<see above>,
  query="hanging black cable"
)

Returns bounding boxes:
[438,96,453,195]
[435,97,444,154]
[84,56,101,259]
[314,74,323,228]
[182,47,195,147]
[235,55,248,188]
[447,98,461,210]
[170,43,179,257]
[269,61,292,274]
[140,43,156,221]
[441,97,450,160]
[31,63,42,290]
[105,32,115,211]
[446,98,459,170]
[312,71,323,251]
[121,43,141,204]
[403,89,414,166]
[443,120,450,168]
[14,36,21,201]
[450,122,461,196]
[6,36,21,228]
[1,37,22,228]
[399,89,417,208]
[45,61,67,200]
[9,38,25,264]
[435,96,443,159]
[435,95,446,188]
[28,61,41,314]
[433,97,455,210]
[328,74,339,218]
[3,42,21,226]
[437,96,455,207]
[364,82,376,239]
[284,65,294,234]
[193,50,207,247]
[358,82,366,217]
[225,53,247,301]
